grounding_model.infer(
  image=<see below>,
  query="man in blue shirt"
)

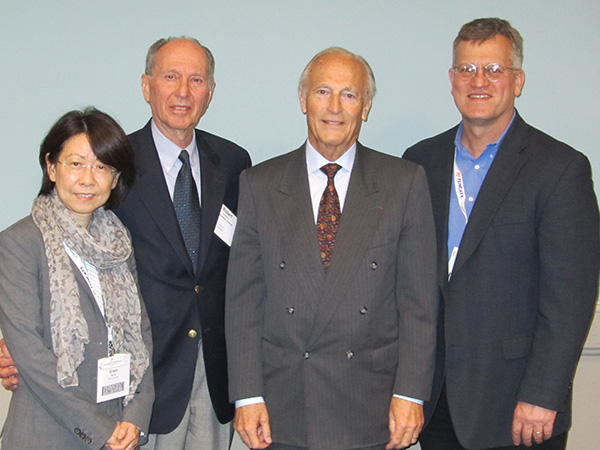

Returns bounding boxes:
[404,17,599,450]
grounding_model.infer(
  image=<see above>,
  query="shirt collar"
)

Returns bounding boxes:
[454,109,516,160]
[305,140,356,176]
[151,119,198,172]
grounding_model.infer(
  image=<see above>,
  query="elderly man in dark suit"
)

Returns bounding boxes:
[226,47,438,450]
[403,18,600,450]
[115,37,251,449]
[0,36,251,450]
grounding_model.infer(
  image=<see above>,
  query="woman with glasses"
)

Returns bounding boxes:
[0,108,154,450]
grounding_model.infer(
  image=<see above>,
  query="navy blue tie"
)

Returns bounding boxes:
[173,150,202,274]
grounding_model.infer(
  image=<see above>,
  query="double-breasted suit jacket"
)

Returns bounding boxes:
[403,112,600,449]
[0,216,154,449]
[226,143,438,449]
[115,121,251,433]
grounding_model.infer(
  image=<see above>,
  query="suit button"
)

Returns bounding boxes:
[370,262,378,270]
[86,437,92,444]
[194,285,201,294]
[279,261,286,269]
[188,329,198,338]
[74,428,81,435]
[80,432,87,440]
[359,306,368,315]
[287,306,295,314]
[346,350,354,359]
[303,352,310,359]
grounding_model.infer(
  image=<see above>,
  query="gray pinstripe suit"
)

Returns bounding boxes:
[226,142,438,449]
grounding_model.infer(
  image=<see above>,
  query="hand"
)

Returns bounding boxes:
[386,397,424,449]
[0,338,19,391]
[105,421,140,450]
[234,403,272,449]
[512,401,557,446]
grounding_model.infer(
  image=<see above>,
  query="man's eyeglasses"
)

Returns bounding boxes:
[452,63,520,82]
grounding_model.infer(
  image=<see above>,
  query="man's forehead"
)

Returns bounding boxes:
[308,56,367,87]
[154,41,207,68]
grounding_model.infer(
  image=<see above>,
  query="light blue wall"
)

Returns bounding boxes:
[1,1,599,231]
[1,3,599,448]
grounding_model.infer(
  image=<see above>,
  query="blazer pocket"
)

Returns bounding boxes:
[502,336,532,359]
[261,339,285,368]
[371,340,399,371]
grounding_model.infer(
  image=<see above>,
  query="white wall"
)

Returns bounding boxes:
[1,1,598,448]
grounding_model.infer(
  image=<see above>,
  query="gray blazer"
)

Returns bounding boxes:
[226,143,438,449]
[0,216,154,450]
[403,112,600,448]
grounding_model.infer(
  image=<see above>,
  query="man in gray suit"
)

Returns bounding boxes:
[226,47,438,450]
[403,18,600,450]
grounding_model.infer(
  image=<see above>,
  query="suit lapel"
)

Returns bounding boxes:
[133,123,194,275]
[197,132,227,275]
[451,115,529,277]
[428,131,455,291]
[274,147,325,310]
[307,144,384,347]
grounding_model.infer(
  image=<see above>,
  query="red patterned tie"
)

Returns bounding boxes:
[317,163,342,269]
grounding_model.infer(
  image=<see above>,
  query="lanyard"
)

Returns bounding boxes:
[449,149,468,280]
[63,244,114,356]
[453,150,469,225]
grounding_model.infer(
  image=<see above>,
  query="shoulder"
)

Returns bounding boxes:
[522,121,587,162]
[0,215,43,262]
[356,144,426,182]
[502,118,592,182]
[127,122,152,150]
[241,147,301,186]
[1,215,40,243]
[196,129,251,164]
[403,126,458,164]
[247,148,298,173]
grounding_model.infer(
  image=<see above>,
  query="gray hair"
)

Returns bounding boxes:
[453,18,524,68]
[298,47,376,103]
[145,36,215,84]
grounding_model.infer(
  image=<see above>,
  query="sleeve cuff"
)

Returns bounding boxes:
[235,396,265,408]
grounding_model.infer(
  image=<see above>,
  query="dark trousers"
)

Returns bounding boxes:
[419,383,567,450]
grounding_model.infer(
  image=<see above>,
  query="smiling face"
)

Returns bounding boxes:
[450,34,525,135]
[299,53,372,161]
[142,39,215,148]
[47,133,119,228]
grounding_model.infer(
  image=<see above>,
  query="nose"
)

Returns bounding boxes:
[78,166,96,185]
[328,93,342,113]
[176,79,189,97]
[471,68,490,87]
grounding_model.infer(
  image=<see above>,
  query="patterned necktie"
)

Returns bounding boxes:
[173,150,202,274]
[316,163,342,269]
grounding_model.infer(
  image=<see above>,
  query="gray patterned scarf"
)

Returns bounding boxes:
[31,190,149,405]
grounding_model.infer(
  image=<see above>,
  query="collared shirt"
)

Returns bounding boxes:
[151,120,202,205]
[447,111,516,264]
[306,140,356,222]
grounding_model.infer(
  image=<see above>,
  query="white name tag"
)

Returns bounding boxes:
[97,353,130,403]
[214,204,237,247]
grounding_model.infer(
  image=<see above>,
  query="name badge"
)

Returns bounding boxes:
[214,204,237,247]
[97,353,130,403]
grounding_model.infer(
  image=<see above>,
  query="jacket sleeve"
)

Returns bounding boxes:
[393,165,439,400]
[517,152,600,411]
[225,170,267,402]
[120,251,155,437]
